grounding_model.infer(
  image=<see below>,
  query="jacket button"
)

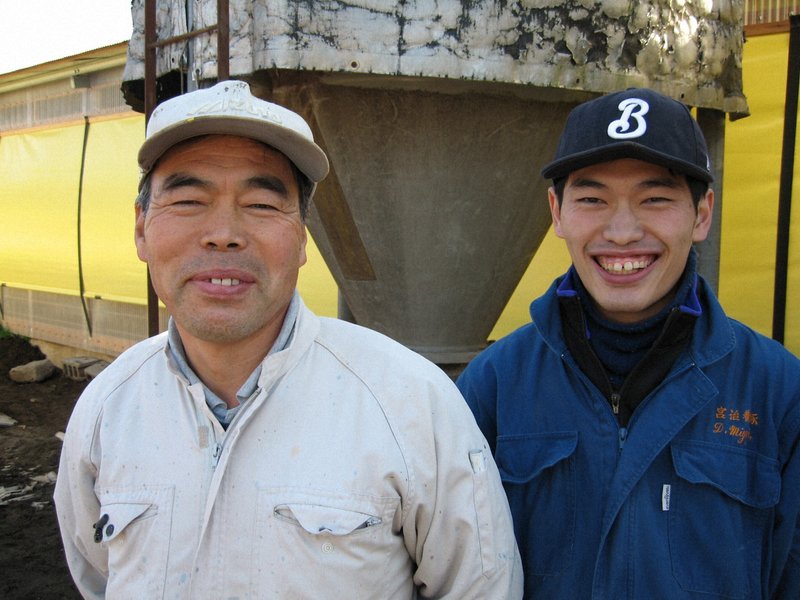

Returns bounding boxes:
[92,514,109,543]
[105,524,115,537]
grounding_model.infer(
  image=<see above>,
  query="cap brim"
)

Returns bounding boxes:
[138,115,330,183]
[541,142,713,183]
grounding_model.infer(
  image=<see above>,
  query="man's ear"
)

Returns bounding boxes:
[692,188,714,243]
[134,203,148,262]
[548,187,565,239]
[298,225,308,267]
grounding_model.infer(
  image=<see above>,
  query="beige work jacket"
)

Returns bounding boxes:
[55,298,522,599]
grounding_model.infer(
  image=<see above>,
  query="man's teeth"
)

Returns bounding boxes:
[602,260,650,273]
[210,278,240,286]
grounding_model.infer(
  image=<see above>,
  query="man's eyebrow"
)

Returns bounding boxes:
[637,176,684,190]
[568,177,606,190]
[567,175,683,191]
[246,175,289,197]
[157,173,291,197]
[160,173,211,193]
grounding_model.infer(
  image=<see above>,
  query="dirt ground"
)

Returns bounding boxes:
[0,335,87,599]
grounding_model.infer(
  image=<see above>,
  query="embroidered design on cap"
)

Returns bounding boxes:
[607,98,649,140]
[180,84,284,125]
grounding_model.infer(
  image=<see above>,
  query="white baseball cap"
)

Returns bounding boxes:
[138,80,330,183]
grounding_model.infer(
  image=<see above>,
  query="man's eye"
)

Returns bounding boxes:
[576,196,602,204]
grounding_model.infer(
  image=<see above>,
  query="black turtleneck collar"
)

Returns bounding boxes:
[557,249,702,426]
[576,249,700,387]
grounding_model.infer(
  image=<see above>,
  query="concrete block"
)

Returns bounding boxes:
[9,359,57,383]
[62,357,100,381]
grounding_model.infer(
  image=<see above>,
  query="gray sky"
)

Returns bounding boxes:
[0,0,132,74]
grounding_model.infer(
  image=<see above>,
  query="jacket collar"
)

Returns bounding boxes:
[531,269,735,369]
[255,294,321,390]
[161,292,321,393]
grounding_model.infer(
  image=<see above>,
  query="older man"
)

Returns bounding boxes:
[55,80,522,599]
[457,88,800,598]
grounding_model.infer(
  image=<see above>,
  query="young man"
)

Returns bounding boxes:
[54,80,522,599]
[457,88,800,598]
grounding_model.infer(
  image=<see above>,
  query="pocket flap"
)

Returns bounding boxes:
[97,502,152,542]
[671,440,780,508]
[275,504,380,535]
[496,431,578,484]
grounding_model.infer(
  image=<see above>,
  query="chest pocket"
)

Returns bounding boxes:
[96,485,174,599]
[669,440,780,599]
[253,488,402,597]
[273,503,381,534]
[495,431,578,576]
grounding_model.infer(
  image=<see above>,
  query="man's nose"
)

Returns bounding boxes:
[200,204,246,250]
[603,204,643,245]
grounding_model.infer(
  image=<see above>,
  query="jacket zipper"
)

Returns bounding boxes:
[209,388,262,469]
[611,393,628,450]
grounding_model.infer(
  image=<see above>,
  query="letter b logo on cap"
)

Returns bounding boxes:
[607,98,649,140]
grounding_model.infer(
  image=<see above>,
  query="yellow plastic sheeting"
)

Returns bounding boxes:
[489,223,570,341]
[1,116,148,304]
[297,237,338,317]
[80,115,147,303]
[720,32,800,355]
[1,126,85,293]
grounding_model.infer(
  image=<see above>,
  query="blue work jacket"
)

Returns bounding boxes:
[457,274,800,599]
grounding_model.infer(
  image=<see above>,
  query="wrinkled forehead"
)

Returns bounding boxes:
[152,134,295,172]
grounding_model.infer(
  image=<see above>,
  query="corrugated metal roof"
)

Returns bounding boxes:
[0,42,129,94]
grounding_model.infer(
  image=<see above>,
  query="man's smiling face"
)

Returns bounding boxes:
[135,135,307,350]
[549,158,713,324]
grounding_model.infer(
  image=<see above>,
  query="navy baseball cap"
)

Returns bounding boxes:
[541,88,713,183]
